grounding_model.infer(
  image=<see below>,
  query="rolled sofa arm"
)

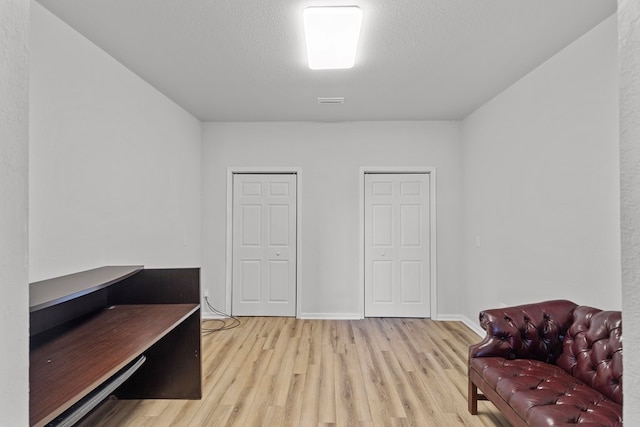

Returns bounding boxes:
[469,299,578,364]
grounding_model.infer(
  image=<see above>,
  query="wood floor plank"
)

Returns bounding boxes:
[294,334,311,375]
[351,321,402,424]
[220,337,270,405]
[352,320,407,418]
[318,340,337,423]
[244,374,277,426]
[224,345,273,426]
[262,405,285,427]
[271,337,299,406]
[307,319,323,366]
[344,341,373,423]
[334,344,372,425]
[381,350,430,425]
[299,363,321,426]
[265,318,294,376]
[282,372,306,426]
[78,318,510,427]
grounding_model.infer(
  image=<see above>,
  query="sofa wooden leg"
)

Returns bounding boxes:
[469,377,478,415]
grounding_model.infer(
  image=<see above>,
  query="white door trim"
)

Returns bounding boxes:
[359,167,437,319]
[226,167,302,317]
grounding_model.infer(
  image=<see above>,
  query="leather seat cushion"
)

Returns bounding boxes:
[471,357,622,426]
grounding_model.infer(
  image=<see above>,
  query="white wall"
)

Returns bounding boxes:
[461,15,621,327]
[618,0,640,423]
[29,2,202,281]
[0,0,30,424]
[202,121,462,318]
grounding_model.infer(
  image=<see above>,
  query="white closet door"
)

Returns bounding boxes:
[232,174,296,316]
[365,173,430,317]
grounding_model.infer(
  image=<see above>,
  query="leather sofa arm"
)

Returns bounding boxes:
[469,300,578,364]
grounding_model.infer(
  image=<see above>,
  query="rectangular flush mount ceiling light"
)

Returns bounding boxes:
[303,6,362,70]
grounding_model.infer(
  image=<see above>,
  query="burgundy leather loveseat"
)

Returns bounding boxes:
[468,300,622,426]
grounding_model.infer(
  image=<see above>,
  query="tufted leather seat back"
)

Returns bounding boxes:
[471,299,577,363]
[556,306,623,404]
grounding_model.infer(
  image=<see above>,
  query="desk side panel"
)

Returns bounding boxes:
[114,309,202,399]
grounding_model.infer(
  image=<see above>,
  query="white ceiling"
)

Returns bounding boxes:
[36,0,617,122]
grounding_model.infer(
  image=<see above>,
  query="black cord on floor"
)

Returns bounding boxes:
[201,296,241,335]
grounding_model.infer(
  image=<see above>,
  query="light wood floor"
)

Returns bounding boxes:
[80,317,510,426]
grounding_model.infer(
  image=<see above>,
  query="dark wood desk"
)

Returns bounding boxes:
[29,266,201,427]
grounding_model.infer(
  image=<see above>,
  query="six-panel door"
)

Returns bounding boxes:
[364,173,431,317]
[232,174,297,316]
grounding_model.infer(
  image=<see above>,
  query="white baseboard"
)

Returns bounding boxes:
[460,315,485,337]
[298,312,363,320]
[201,312,228,320]
[435,314,484,337]
[202,311,486,336]
[435,314,463,321]
[204,312,363,320]
[203,313,391,320]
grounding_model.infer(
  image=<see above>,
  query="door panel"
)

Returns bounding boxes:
[233,174,296,316]
[268,260,289,301]
[365,173,430,317]
[240,260,261,301]
[269,205,289,245]
[241,205,261,246]
[372,205,392,246]
[401,260,422,302]
[373,261,393,302]
[401,205,421,246]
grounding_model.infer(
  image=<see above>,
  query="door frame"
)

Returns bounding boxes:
[226,167,302,317]
[359,167,437,319]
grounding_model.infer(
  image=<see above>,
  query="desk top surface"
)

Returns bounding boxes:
[29,266,143,312]
[29,303,199,427]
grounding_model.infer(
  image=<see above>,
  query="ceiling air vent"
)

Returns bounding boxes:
[317,97,344,105]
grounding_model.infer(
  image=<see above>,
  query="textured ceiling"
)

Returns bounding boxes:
[36,0,616,122]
